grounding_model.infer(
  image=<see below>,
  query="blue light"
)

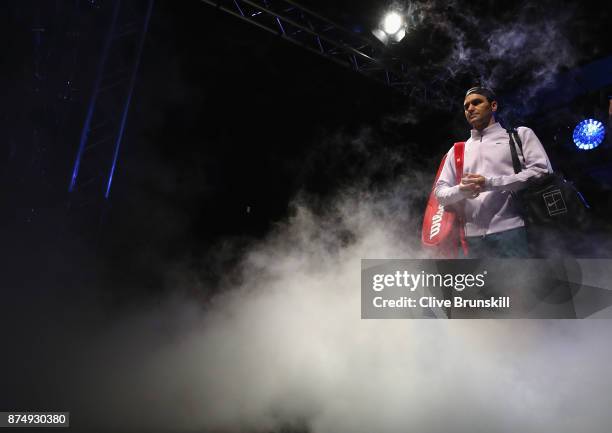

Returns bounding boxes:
[573,119,605,150]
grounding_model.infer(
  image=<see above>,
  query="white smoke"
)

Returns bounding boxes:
[19,183,611,433]
[400,0,579,114]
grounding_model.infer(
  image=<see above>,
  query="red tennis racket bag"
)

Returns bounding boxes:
[421,142,468,258]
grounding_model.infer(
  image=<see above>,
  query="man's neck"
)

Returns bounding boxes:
[475,118,496,132]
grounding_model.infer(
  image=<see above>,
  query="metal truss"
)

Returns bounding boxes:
[201,0,426,98]
[68,0,154,207]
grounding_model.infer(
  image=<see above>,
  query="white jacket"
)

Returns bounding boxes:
[434,122,552,237]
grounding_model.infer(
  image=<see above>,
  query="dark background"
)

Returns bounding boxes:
[2,0,611,296]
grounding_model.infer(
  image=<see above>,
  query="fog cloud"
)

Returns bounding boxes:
[7,180,612,433]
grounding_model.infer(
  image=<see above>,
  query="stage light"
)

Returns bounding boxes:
[373,10,407,44]
[573,118,605,150]
[383,12,402,35]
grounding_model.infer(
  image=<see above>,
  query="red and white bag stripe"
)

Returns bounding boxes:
[421,142,468,258]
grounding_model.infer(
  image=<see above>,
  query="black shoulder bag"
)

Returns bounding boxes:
[507,129,590,229]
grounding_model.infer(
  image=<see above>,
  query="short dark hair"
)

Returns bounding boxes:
[465,86,496,103]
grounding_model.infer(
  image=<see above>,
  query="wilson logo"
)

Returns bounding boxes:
[429,204,445,239]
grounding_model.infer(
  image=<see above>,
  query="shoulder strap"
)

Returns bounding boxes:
[512,130,526,162]
[453,141,465,183]
[452,142,468,257]
[507,128,523,174]
[512,129,523,152]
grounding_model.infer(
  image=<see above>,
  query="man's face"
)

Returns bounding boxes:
[463,93,497,130]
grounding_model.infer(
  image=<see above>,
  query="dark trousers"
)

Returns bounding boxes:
[463,227,529,258]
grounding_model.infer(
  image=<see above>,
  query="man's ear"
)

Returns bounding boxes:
[491,100,498,112]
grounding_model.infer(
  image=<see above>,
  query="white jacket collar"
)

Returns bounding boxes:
[470,121,503,140]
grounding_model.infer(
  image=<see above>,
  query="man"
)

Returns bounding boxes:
[434,86,552,257]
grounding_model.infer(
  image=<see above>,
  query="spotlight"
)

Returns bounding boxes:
[573,118,605,150]
[373,11,407,44]
[383,12,402,34]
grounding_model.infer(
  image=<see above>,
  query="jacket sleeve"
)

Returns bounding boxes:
[485,127,553,192]
[434,146,469,206]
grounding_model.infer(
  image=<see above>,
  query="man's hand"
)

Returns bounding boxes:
[459,173,486,198]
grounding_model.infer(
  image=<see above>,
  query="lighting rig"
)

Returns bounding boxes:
[200,0,439,101]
